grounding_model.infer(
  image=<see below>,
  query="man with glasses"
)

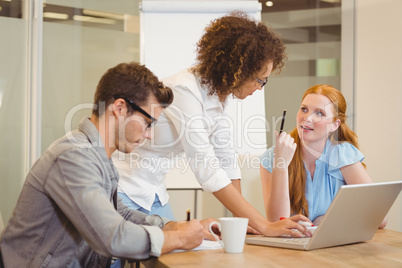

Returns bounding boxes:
[0,62,210,267]
[113,95,158,131]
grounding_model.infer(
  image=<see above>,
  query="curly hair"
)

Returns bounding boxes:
[192,11,286,101]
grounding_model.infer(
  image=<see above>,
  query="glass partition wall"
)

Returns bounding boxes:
[258,0,346,147]
[0,0,28,223]
[0,0,140,224]
[41,0,140,151]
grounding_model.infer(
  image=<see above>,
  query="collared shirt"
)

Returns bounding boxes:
[0,118,169,268]
[260,139,365,221]
[113,68,241,211]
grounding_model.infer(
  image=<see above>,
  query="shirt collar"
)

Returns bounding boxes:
[204,92,223,109]
[77,117,104,148]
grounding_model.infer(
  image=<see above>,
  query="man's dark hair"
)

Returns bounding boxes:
[92,62,173,116]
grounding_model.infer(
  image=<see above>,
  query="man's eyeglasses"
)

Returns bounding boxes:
[256,77,268,88]
[113,96,157,130]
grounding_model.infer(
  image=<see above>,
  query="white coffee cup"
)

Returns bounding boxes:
[208,217,249,253]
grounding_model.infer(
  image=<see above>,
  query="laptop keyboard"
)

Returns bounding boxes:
[281,237,311,244]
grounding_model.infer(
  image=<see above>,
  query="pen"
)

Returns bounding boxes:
[279,109,286,134]
[186,209,190,221]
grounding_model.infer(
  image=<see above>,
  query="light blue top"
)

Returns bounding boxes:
[260,139,364,221]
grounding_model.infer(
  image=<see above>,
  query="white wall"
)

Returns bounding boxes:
[355,0,402,231]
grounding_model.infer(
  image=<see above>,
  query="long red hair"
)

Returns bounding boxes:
[287,84,364,217]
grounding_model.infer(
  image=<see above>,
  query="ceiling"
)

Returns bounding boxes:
[259,0,341,13]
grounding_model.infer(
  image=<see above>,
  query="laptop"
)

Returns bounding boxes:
[246,181,402,250]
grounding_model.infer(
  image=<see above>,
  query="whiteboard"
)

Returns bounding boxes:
[140,1,266,189]
[140,1,262,78]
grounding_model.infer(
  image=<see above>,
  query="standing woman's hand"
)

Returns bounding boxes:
[273,131,297,169]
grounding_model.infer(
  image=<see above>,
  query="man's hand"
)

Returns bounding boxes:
[200,218,221,241]
[161,220,204,254]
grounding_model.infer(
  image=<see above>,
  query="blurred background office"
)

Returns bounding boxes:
[0,0,401,231]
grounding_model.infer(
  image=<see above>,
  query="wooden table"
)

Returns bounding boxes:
[141,229,402,267]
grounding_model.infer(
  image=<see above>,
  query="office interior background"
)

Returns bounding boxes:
[0,0,401,231]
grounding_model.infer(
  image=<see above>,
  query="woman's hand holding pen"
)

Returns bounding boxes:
[273,131,296,169]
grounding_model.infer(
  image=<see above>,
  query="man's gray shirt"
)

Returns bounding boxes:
[0,118,169,267]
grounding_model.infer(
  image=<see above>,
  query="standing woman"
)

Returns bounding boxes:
[114,11,311,237]
[260,84,387,228]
